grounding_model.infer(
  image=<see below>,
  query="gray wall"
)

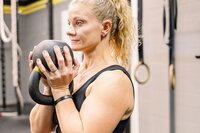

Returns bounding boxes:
[0,0,71,104]
[135,0,200,133]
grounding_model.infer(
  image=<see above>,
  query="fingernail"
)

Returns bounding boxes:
[36,59,40,63]
[30,60,33,64]
[64,46,68,50]
[42,50,47,55]
[54,45,59,49]
[29,51,33,56]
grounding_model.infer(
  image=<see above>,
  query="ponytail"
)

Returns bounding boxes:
[109,0,135,68]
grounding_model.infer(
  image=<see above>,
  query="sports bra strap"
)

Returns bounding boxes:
[88,65,134,87]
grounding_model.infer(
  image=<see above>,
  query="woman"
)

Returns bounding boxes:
[29,0,135,132]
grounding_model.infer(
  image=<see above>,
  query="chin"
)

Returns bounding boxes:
[71,46,82,52]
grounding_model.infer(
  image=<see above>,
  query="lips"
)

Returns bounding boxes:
[70,39,80,45]
[71,40,79,43]
[71,39,79,41]
[69,37,79,41]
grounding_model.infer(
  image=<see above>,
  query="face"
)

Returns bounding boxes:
[66,3,102,52]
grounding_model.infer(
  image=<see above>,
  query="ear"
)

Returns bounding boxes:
[101,19,112,38]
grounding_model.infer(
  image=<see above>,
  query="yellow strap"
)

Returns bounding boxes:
[34,66,42,75]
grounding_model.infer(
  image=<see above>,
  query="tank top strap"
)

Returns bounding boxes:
[73,65,134,97]
[88,65,134,87]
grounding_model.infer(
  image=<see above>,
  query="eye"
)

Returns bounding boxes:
[75,20,84,26]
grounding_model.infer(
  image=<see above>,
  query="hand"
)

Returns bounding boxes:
[36,45,80,92]
[28,46,50,88]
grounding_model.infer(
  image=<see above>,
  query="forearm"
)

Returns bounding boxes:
[29,87,55,133]
[52,89,84,133]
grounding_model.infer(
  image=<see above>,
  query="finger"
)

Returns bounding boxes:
[28,51,34,72]
[42,50,57,72]
[28,46,37,72]
[54,45,65,70]
[28,46,36,60]
[29,60,33,72]
[64,46,73,68]
[33,45,37,50]
[28,51,33,61]
[36,58,50,77]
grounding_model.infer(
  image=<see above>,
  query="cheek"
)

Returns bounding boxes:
[86,31,101,44]
[78,25,102,45]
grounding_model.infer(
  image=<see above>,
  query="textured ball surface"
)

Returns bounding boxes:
[32,40,74,71]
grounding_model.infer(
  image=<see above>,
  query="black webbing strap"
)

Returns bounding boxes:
[163,0,178,133]
[163,0,178,90]
[134,0,150,84]
[138,0,144,63]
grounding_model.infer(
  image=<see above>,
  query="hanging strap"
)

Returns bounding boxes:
[134,0,150,84]
[163,1,178,133]
[163,0,178,90]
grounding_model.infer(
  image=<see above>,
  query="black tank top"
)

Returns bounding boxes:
[53,65,134,133]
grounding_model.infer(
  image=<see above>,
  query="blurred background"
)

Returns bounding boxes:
[0,0,200,133]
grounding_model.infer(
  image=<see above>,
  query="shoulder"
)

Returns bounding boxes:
[95,68,133,91]
[90,68,134,108]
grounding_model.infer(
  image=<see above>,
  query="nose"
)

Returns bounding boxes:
[66,25,76,36]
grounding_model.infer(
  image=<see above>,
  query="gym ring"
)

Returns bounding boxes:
[133,62,150,84]
[169,64,176,90]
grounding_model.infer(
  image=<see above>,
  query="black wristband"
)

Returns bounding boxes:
[54,95,72,105]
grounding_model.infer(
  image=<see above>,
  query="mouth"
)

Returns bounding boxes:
[70,38,79,41]
[71,39,79,41]
[71,40,79,42]
[70,40,80,44]
[68,34,80,41]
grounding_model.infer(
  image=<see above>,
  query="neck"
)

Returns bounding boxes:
[80,41,117,71]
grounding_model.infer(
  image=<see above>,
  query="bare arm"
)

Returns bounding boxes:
[51,71,134,133]
[28,50,55,133]
[29,87,55,133]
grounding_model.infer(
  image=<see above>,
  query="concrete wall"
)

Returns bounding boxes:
[132,0,200,133]
[175,1,200,133]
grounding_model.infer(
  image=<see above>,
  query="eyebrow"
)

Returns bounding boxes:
[67,16,87,23]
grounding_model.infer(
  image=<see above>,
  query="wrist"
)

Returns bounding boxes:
[54,95,72,105]
[51,86,69,92]
[51,88,71,100]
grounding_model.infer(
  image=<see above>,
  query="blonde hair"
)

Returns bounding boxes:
[70,0,135,68]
